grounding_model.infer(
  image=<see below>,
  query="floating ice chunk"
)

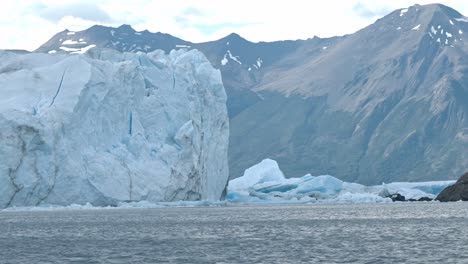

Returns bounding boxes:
[227,159,455,204]
[460,30,464,34]
[229,159,285,191]
[383,181,454,196]
[449,20,454,25]
[397,27,402,30]
[48,50,57,54]
[67,31,75,35]
[431,26,437,35]
[334,192,391,203]
[256,58,262,67]
[322,46,328,50]
[446,32,453,38]
[294,175,343,195]
[411,24,421,30]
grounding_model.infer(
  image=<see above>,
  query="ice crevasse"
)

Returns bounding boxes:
[0,48,229,208]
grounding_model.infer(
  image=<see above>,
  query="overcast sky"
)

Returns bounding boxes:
[2,0,468,51]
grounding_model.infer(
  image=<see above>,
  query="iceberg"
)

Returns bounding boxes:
[228,159,286,191]
[227,159,455,203]
[0,48,229,208]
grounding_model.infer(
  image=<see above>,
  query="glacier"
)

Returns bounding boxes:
[227,159,455,203]
[0,48,229,208]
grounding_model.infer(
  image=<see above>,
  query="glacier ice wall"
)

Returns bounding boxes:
[0,48,229,208]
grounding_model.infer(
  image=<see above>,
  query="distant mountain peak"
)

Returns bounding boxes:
[360,2,467,49]
[221,33,249,43]
[35,24,191,54]
[117,24,136,32]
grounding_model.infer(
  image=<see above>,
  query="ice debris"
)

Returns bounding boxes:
[227,159,455,204]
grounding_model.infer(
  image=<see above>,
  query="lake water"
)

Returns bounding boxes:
[1,202,468,263]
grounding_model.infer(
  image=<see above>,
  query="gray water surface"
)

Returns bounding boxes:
[1,203,468,263]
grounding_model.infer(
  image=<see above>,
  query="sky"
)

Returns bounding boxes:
[2,0,468,51]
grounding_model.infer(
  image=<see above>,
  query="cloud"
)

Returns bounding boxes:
[353,2,376,18]
[194,22,258,35]
[37,2,112,23]
[2,0,468,51]
[352,2,392,18]
[174,7,208,29]
[182,7,204,17]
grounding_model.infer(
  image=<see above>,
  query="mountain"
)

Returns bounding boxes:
[0,49,229,208]
[35,3,468,184]
[230,4,468,184]
[36,24,191,54]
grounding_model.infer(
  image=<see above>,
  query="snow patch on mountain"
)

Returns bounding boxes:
[256,58,263,68]
[176,45,191,49]
[400,8,408,16]
[62,39,87,45]
[70,44,96,54]
[220,50,242,66]
[455,17,468,23]
[227,50,241,64]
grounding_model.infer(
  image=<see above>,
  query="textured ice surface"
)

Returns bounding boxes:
[0,48,229,208]
[227,159,455,203]
[228,159,285,191]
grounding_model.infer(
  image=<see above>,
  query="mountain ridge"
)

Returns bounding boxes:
[33,3,468,184]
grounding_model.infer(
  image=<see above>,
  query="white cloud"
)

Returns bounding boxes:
[1,0,468,51]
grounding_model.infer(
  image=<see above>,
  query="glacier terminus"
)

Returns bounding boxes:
[0,48,229,208]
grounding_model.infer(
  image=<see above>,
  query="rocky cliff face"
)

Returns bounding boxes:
[0,48,229,208]
[436,172,468,202]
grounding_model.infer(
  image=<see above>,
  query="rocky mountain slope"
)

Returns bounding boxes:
[35,3,468,184]
[0,49,229,208]
[436,172,468,201]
